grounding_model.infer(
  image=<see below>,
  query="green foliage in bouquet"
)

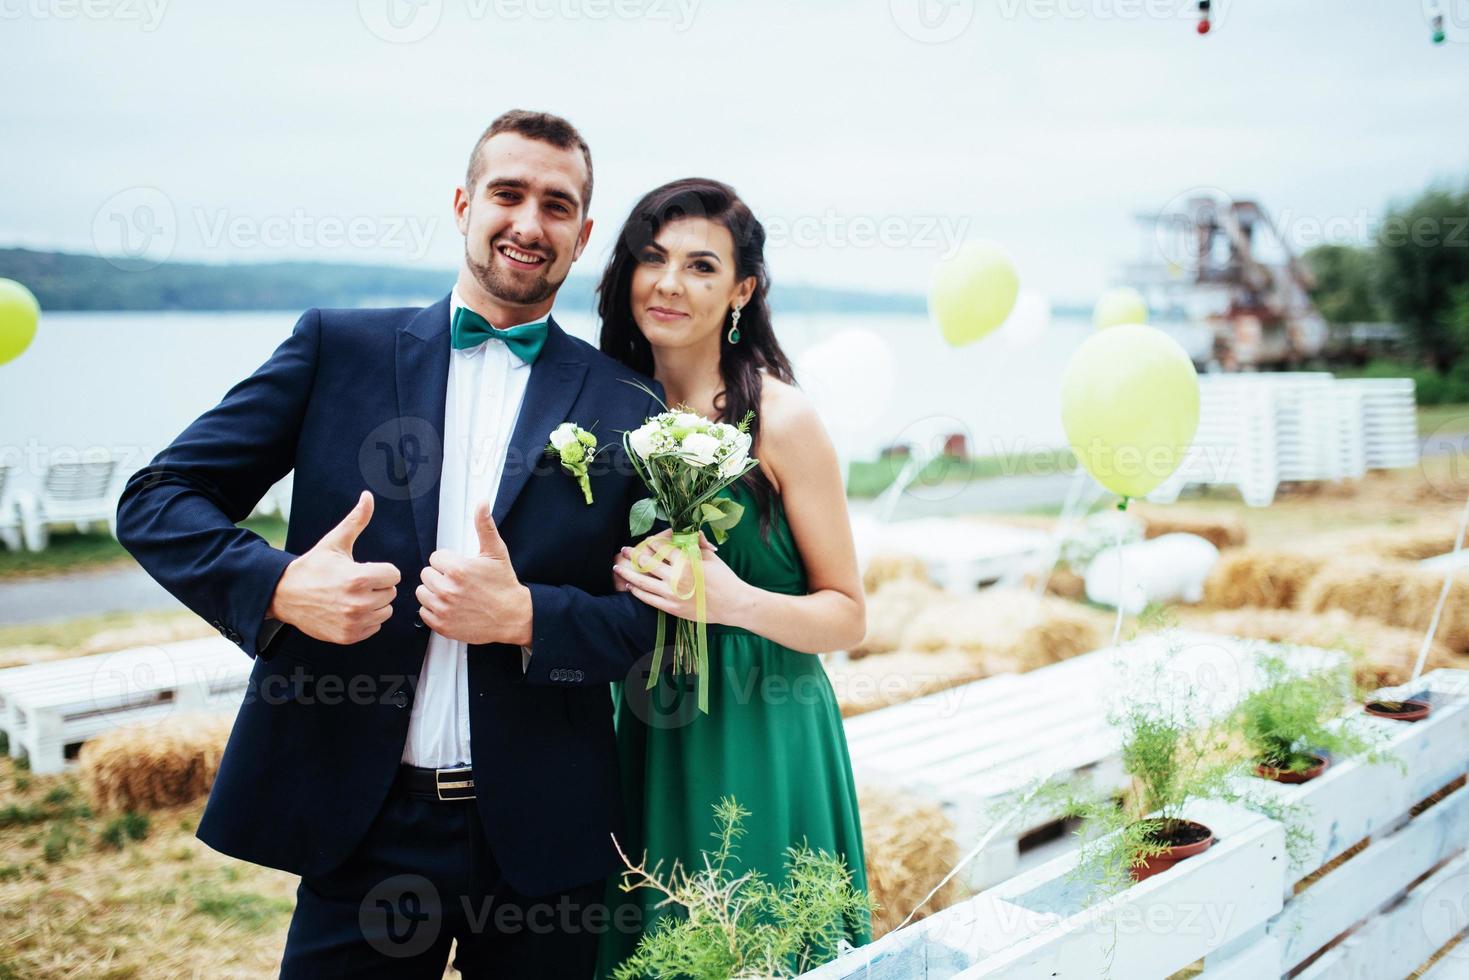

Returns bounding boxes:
[609,798,874,980]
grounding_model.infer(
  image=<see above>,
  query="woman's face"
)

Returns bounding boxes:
[629,216,754,353]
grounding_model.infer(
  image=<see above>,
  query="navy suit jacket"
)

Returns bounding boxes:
[116,294,665,896]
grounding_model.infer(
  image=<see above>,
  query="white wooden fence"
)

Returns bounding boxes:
[809,668,1469,979]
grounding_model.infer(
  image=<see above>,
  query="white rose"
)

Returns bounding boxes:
[674,412,705,431]
[629,422,659,459]
[549,422,579,451]
[680,432,721,467]
[718,449,748,479]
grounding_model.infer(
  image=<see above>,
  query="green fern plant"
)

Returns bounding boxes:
[608,797,874,980]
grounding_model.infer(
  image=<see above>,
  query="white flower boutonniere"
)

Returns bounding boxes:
[546,422,599,504]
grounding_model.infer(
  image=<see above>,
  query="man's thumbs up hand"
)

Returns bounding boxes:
[267,490,402,645]
[418,502,532,646]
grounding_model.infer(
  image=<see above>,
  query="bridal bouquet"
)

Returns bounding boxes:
[622,385,759,714]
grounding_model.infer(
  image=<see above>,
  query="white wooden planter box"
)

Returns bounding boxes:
[810,668,1469,980]
[843,632,1341,889]
[0,637,250,773]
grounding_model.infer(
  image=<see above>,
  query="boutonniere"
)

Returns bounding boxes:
[546,422,598,505]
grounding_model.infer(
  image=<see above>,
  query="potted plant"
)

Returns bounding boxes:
[1233,652,1384,783]
[1363,696,1432,722]
[1026,631,1314,894]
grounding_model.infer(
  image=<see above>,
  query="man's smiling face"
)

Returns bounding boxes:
[455,131,592,311]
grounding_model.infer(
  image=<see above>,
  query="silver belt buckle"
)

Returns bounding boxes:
[435,765,475,801]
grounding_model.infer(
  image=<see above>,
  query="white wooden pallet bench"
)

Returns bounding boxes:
[852,515,1055,593]
[841,631,1343,889]
[0,637,250,773]
[810,667,1469,980]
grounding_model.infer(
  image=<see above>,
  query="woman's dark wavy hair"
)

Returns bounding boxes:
[597,178,796,538]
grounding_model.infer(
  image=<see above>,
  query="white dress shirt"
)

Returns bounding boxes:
[401,288,538,768]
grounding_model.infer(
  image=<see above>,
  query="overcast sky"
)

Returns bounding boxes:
[4,0,1466,303]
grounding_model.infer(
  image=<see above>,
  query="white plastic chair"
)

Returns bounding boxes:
[0,463,23,552]
[21,454,122,551]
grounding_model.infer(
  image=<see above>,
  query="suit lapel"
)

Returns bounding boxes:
[493,316,588,525]
[396,295,452,570]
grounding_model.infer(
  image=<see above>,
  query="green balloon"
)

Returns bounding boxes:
[0,279,39,366]
[929,241,1019,347]
[1093,286,1149,329]
[1061,324,1199,500]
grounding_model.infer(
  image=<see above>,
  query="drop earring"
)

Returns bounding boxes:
[726,305,742,345]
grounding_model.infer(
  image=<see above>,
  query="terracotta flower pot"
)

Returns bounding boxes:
[1129,819,1215,882]
[1254,754,1329,784]
[1363,698,1431,722]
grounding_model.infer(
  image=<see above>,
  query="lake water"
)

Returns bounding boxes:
[0,306,1099,498]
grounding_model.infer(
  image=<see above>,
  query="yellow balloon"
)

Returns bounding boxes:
[1061,324,1199,500]
[1093,286,1149,329]
[0,279,40,366]
[929,241,1019,347]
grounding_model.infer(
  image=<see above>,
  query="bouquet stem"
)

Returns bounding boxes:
[639,530,710,714]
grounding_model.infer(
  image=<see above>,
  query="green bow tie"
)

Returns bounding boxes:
[450,306,550,364]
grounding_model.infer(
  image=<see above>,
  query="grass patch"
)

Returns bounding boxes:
[0,515,286,580]
[192,884,293,931]
[847,449,1077,498]
[0,609,206,653]
[99,812,151,851]
[1417,402,1469,436]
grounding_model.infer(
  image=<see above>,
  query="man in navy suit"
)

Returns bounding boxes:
[117,110,663,978]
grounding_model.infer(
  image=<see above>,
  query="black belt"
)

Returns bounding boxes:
[395,764,475,802]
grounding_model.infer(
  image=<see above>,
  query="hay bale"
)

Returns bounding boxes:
[858,783,964,939]
[1135,510,1247,550]
[0,644,68,671]
[78,712,233,812]
[1301,557,1469,654]
[1030,565,1087,601]
[863,553,932,594]
[900,589,1105,671]
[1189,606,1469,689]
[1201,550,1325,610]
[851,578,943,659]
[827,649,994,718]
[79,617,215,656]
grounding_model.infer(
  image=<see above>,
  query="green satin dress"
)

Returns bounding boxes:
[595,478,871,979]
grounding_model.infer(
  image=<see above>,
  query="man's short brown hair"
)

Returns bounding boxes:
[465,110,593,215]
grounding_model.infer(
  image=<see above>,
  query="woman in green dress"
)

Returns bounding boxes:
[593,178,871,978]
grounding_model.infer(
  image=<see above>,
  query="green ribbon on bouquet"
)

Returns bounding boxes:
[631,529,709,714]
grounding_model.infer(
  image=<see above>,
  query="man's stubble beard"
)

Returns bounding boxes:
[466,238,564,308]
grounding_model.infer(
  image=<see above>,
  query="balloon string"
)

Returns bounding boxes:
[1410,490,1469,683]
[1110,516,1126,650]
[893,775,1052,934]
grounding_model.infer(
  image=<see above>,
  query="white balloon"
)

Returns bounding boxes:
[795,328,895,460]
[1000,289,1052,350]
[1084,533,1220,613]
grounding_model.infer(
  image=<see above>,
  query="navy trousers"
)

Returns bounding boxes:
[279,779,620,978]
